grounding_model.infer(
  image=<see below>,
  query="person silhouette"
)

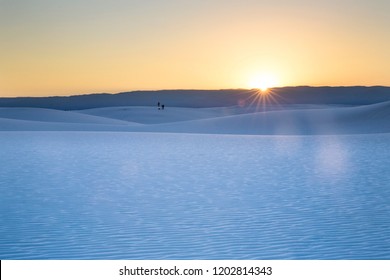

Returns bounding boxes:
[157,102,161,109]
[161,104,165,110]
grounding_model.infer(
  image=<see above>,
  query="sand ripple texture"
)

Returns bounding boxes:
[1,132,390,259]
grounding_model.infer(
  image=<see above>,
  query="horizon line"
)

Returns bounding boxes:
[2,85,390,99]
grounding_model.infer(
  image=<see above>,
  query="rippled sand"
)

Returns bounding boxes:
[1,132,390,259]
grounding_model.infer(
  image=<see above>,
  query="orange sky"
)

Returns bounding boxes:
[1,0,389,97]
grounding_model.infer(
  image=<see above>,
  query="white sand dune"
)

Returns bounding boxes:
[77,106,230,124]
[0,107,136,125]
[0,117,141,131]
[0,97,390,135]
[77,104,342,124]
[0,107,141,131]
[130,101,390,135]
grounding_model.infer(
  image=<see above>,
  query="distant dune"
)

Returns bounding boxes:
[1,87,390,135]
[132,101,390,135]
[0,107,134,125]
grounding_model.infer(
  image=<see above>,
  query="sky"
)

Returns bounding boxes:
[1,0,389,97]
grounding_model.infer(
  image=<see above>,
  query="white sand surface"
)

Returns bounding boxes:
[0,100,389,135]
[1,88,390,134]
[2,89,390,260]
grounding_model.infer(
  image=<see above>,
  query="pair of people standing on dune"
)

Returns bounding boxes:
[157,102,165,110]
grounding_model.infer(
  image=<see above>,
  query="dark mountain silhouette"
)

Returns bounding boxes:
[1,87,390,110]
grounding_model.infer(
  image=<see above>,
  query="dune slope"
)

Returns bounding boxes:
[132,101,390,135]
[1,100,390,135]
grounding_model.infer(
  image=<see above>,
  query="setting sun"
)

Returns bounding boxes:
[248,73,279,91]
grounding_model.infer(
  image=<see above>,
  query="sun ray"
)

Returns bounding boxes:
[243,72,287,112]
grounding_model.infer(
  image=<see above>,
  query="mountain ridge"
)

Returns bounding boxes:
[1,86,390,110]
